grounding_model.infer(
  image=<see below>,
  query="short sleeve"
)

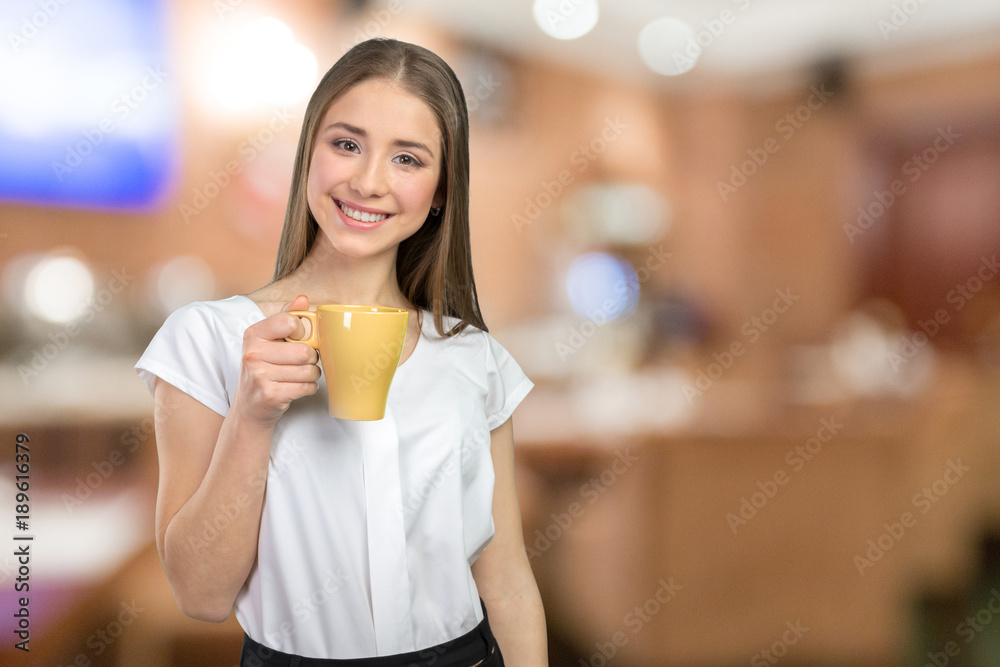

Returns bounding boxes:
[482,332,534,431]
[134,302,235,417]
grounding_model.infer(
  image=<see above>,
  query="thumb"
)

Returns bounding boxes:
[281,294,310,313]
[282,295,312,340]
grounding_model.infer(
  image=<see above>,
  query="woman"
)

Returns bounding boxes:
[136,38,547,666]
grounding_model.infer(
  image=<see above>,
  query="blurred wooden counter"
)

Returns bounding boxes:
[513,365,1000,666]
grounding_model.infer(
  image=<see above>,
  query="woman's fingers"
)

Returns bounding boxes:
[281,295,310,313]
[259,357,322,383]
[281,294,312,340]
[251,338,318,366]
[249,312,306,343]
[233,295,322,424]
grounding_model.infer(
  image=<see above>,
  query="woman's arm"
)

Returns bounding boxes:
[153,296,319,622]
[154,381,271,621]
[472,416,548,664]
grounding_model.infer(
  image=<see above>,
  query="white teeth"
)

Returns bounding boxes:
[338,201,388,223]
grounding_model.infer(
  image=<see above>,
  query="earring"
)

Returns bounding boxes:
[431,206,442,216]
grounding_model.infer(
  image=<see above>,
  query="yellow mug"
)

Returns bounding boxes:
[286,305,409,421]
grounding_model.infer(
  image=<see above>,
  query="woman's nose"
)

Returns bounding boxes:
[349,157,388,199]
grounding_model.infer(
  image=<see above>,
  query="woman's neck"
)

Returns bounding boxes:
[278,239,413,310]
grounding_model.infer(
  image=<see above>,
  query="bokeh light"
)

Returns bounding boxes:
[830,310,933,396]
[153,255,217,314]
[533,0,599,41]
[639,17,700,76]
[24,254,95,324]
[566,252,639,321]
[207,17,318,111]
[561,183,669,245]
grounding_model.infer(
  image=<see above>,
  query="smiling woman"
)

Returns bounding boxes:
[135,38,546,666]
[304,79,443,262]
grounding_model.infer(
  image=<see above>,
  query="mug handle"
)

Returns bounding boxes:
[285,310,319,348]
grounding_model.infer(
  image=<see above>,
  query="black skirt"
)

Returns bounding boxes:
[240,600,504,667]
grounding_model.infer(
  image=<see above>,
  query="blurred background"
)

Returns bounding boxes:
[1,0,1000,665]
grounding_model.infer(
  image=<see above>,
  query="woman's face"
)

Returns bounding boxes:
[306,78,443,263]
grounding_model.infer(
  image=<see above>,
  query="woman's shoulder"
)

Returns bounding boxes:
[160,295,265,338]
[422,309,489,343]
[421,311,513,370]
[241,282,297,318]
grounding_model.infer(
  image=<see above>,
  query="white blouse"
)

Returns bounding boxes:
[134,295,533,659]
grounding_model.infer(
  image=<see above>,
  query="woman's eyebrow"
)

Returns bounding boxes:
[324,121,435,158]
[325,121,366,136]
[393,139,435,158]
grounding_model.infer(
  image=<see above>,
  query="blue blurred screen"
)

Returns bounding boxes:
[0,0,177,210]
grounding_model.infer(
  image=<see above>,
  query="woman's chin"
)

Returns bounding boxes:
[324,237,398,263]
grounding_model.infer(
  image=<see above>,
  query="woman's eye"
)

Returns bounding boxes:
[396,154,421,167]
[333,139,358,152]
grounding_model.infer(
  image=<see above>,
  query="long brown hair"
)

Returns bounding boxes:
[271,38,486,336]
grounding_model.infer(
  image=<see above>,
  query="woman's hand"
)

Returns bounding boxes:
[153,296,320,620]
[231,295,322,426]
[472,417,548,664]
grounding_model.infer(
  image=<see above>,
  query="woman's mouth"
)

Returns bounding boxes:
[336,200,392,224]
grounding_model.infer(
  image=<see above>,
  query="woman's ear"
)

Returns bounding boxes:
[432,184,446,210]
